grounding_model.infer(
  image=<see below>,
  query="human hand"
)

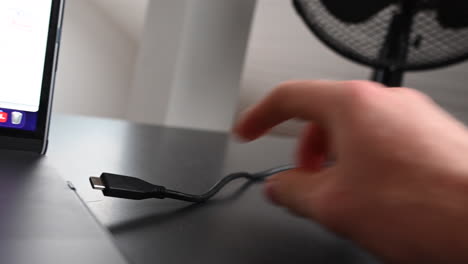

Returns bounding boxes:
[234,80,468,263]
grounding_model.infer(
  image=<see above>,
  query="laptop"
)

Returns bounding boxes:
[0,1,128,263]
[0,152,128,264]
[0,0,61,154]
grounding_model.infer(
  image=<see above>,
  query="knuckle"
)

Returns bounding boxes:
[394,87,432,101]
[271,80,309,105]
[341,81,379,111]
[275,80,303,90]
[341,80,381,90]
[272,81,298,98]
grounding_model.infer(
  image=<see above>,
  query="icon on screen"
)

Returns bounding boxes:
[9,8,33,31]
[0,112,8,123]
[12,112,23,125]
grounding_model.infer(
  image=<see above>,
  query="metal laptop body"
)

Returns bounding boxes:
[0,151,128,264]
[0,2,128,263]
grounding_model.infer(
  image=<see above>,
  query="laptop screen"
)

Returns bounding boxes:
[0,0,53,131]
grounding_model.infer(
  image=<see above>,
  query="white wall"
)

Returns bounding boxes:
[89,0,148,42]
[126,1,187,126]
[127,0,256,131]
[53,0,256,132]
[51,0,468,132]
[241,0,368,110]
[241,0,468,131]
[53,0,138,119]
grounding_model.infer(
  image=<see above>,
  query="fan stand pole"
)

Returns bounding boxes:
[372,0,417,87]
[372,66,404,87]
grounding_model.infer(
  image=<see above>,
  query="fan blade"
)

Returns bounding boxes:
[437,0,468,29]
[320,0,395,23]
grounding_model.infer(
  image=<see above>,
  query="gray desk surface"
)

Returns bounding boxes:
[46,114,380,264]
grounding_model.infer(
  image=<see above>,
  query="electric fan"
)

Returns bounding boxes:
[293,0,468,86]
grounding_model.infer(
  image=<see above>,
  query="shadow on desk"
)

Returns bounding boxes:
[109,180,256,233]
[107,180,381,264]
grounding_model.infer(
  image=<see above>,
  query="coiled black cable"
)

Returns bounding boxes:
[90,165,297,203]
[163,165,296,202]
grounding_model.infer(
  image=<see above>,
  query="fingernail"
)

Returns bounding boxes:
[264,180,280,205]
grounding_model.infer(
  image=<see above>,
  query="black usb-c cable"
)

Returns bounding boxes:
[90,165,295,203]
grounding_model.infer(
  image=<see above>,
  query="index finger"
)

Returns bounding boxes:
[233,80,346,141]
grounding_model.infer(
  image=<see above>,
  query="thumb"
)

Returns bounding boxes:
[264,168,335,219]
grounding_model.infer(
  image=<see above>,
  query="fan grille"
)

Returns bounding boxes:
[294,0,468,71]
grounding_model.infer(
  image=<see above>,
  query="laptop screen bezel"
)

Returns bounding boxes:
[0,0,63,140]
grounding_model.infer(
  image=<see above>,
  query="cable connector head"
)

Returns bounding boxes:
[90,173,167,200]
[90,177,105,190]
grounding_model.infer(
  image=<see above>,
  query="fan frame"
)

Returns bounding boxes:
[292,0,468,72]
